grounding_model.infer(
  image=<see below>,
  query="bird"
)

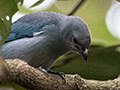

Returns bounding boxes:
[1,12,91,76]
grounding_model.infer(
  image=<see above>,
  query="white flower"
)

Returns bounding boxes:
[12,0,56,23]
[106,0,120,39]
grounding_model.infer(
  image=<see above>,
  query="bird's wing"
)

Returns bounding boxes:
[6,12,57,42]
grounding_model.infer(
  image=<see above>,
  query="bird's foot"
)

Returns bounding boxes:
[37,66,66,83]
[47,70,66,83]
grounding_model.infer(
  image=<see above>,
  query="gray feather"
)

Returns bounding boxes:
[1,12,91,70]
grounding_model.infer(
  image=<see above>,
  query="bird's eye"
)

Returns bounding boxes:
[72,38,78,44]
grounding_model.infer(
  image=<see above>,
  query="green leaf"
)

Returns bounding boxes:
[29,0,44,8]
[52,45,120,80]
[0,19,10,46]
[0,0,23,48]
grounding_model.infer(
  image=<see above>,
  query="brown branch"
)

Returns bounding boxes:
[68,0,86,16]
[0,57,8,82]
[0,58,120,90]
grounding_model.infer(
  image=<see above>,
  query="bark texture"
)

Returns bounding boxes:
[0,58,120,90]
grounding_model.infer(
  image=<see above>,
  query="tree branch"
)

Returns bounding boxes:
[0,59,120,90]
[68,0,86,16]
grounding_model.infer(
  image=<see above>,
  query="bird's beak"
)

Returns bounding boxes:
[80,48,88,61]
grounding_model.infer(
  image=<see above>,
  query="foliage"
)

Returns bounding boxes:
[0,0,23,48]
[0,0,120,89]
[29,0,44,8]
[52,45,120,80]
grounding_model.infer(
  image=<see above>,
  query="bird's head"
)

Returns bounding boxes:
[61,16,91,60]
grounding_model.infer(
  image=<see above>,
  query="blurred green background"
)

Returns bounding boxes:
[0,0,120,89]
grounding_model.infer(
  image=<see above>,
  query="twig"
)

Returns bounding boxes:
[68,0,86,16]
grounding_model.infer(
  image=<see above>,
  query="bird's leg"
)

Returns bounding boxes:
[37,66,66,83]
[47,70,66,83]
[37,66,48,74]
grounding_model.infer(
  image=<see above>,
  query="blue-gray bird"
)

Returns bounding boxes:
[1,12,91,73]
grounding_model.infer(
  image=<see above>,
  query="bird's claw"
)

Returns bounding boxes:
[37,67,66,83]
[47,70,66,83]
